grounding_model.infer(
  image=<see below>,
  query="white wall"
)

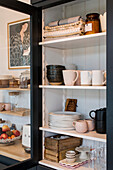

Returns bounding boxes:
[0,6,31,130]
[0,7,30,77]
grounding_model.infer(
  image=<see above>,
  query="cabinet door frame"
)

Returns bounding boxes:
[0,0,42,169]
[32,0,109,170]
[107,0,113,169]
[31,0,75,8]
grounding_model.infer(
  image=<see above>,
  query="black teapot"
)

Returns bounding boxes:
[89,108,106,134]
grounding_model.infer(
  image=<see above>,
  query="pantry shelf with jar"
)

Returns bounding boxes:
[37,0,107,169]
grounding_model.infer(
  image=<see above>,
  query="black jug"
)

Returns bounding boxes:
[89,108,106,134]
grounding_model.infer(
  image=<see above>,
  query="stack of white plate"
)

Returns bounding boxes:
[48,111,81,130]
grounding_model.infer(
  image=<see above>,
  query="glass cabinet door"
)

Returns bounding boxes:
[0,1,42,169]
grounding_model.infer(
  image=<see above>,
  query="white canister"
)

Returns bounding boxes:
[22,124,31,148]
[92,70,106,86]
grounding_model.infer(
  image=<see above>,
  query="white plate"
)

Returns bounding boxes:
[49,111,81,129]
[49,122,73,128]
[49,111,81,121]
[49,126,74,130]
[49,111,81,117]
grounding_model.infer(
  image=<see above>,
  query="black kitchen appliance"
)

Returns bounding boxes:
[89,108,106,134]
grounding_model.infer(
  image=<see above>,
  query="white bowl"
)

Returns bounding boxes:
[66,157,76,163]
[66,151,76,155]
[66,155,76,159]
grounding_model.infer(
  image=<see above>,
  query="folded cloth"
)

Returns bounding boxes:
[44,21,85,39]
[48,21,59,27]
[45,20,84,31]
[48,16,81,27]
[59,16,82,25]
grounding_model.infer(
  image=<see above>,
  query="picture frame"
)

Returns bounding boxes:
[7,18,30,69]
[65,99,77,112]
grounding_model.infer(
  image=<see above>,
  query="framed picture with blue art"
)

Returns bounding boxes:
[7,18,30,69]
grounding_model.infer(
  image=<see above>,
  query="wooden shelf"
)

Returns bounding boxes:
[0,88,30,91]
[0,109,30,116]
[0,140,30,161]
[39,126,106,143]
[39,160,92,170]
[39,85,106,90]
[39,32,106,50]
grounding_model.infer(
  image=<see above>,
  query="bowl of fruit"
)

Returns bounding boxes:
[0,125,21,146]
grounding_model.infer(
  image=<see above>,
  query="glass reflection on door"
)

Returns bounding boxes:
[0,6,31,166]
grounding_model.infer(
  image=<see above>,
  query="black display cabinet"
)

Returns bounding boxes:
[0,0,112,170]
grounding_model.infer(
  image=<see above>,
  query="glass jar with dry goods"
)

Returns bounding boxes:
[9,92,19,111]
[20,70,30,89]
[85,13,100,35]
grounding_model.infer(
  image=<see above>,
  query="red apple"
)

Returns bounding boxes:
[1,133,8,139]
[13,130,20,137]
[2,125,10,132]
[0,136,3,139]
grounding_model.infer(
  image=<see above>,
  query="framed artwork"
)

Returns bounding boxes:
[7,18,30,69]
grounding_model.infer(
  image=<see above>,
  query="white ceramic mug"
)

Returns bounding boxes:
[92,70,106,86]
[73,120,88,133]
[63,70,78,86]
[81,71,92,86]
[85,119,95,131]
[75,70,81,85]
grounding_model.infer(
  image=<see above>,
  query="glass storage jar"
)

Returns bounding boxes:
[9,92,19,111]
[20,70,30,89]
[85,13,100,35]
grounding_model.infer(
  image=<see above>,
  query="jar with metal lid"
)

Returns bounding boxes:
[85,13,100,35]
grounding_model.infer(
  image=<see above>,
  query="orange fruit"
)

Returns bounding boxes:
[8,137,11,139]
[11,135,15,139]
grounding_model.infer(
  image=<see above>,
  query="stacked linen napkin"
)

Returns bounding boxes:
[44,16,85,39]
[48,16,82,27]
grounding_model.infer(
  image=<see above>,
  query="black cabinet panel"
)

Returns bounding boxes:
[37,165,52,170]
[0,155,18,166]
[28,167,37,170]
[0,163,7,170]
[107,1,113,170]
[31,0,75,9]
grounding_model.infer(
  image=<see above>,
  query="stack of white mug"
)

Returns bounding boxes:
[63,70,106,86]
